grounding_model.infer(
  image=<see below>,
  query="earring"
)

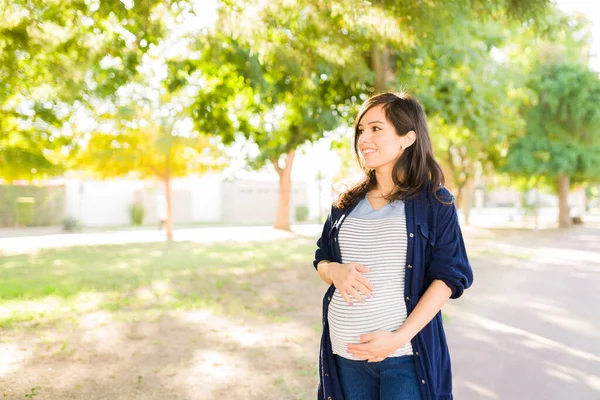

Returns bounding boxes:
[401,145,405,150]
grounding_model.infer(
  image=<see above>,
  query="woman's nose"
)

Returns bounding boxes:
[358,132,371,143]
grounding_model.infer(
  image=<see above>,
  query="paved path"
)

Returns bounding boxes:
[0,224,321,255]
[445,224,600,399]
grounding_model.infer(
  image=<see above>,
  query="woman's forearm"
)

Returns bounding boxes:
[317,260,334,284]
[393,280,452,345]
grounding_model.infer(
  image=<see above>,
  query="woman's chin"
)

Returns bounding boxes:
[364,162,381,170]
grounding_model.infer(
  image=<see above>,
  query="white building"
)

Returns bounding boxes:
[62,173,319,227]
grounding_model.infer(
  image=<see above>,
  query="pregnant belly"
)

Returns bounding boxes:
[328,285,408,340]
[327,286,413,359]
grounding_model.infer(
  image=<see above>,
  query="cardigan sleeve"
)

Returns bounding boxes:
[425,190,473,299]
[313,207,334,270]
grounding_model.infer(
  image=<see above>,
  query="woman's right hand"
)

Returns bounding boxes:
[327,262,375,305]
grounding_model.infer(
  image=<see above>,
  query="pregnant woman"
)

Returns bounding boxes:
[313,92,473,400]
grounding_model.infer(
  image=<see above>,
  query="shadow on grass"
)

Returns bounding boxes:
[0,236,320,329]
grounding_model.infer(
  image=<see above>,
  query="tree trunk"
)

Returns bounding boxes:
[461,178,474,226]
[164,176,174,241]
[455,184,463,210]
[272,149,296,231]
[454,178,472,226]
[557,175,571,228]
[372,46,394,93]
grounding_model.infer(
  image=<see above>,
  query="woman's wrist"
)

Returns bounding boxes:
[324,261,335,280]
[317,260,334,283]
[392,326,414,348]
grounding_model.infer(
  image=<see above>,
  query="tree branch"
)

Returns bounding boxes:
[271,157,283,178]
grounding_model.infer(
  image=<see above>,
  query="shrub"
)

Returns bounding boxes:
[295,205,309,222]
[15,197,35,226]
[62,216,80,232]
[129,202,145,226]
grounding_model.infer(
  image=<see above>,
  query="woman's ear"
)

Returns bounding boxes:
[404,130,417,148]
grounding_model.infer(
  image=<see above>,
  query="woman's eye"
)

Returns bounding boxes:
[373,126,381,131]
[357,129,364,134]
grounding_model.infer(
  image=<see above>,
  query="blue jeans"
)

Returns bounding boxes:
[334,355,422,400]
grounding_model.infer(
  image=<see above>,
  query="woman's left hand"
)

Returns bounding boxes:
[347,330,410,362]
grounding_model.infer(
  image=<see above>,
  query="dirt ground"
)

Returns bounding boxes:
[1,265,325,400]
[1,309,324,399]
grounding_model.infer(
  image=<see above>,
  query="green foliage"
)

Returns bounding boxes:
[15,197,34,226]
[0,184,65,227]
[527,63,600,144]
[24,386,41,399]
[77,90,226,181]
[62,216,80,232]
[504,62,600,184]
[295,205,309,222]
[0,0,572,199]
[129,202,145,226]
[379,17,523,195]
[0,0,187,181]
[202,0,554,194]
[192,24,357,171]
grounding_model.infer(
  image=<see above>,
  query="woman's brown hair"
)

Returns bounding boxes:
[334,92,447,209]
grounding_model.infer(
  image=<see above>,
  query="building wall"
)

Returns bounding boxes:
[173,174,221,222]
[63,175,306,227]
[136,187,194,225]
[64,177,218,227]
[64,179,143,227]
[221,179,308,224]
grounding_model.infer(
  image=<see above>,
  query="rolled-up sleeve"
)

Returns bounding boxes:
[425,193,473,299]
[313,208,334,269]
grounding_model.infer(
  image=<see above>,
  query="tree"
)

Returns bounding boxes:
[181,0,554,230]
[75,56,226,240]
[325,2,555,224]
[501,10,600,228]
[77,96,225,240]
[197,0,552,230]
[377,4,590,225]
[503,62,600,227]
[193,7,363,230]
[0,0,187,181]
[388,18,528,224]
[283,0,552,93]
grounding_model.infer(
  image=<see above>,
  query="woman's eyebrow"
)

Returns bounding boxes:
[358,120,385,127]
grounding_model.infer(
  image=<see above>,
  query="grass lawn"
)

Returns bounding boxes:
[0,237,325,400]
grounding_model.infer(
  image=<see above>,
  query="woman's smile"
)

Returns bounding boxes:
[361,148,378,157]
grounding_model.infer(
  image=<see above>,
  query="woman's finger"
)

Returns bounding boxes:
[340,291,353,305]
[347,286,365,303]
[354,279,373,297]
[350,351,372,359]
[355,274,375,294]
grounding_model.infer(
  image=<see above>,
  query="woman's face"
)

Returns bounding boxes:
[357,104,404,171]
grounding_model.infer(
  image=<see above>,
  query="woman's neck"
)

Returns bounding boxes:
[373,169,396,197]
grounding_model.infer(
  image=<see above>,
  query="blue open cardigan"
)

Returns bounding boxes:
[313,185,473,400]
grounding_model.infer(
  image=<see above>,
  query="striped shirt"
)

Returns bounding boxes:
[328,194,413,360]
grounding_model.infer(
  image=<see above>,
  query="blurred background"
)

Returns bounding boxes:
[0,0,599,399]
